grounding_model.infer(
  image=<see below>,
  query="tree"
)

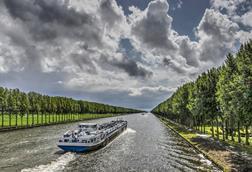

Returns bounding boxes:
[0,88,8,127]
[152,41,252,146]
[172,83,192,126]
[19,93,29,127]
[233,41,252,145]
[216,54,238,141]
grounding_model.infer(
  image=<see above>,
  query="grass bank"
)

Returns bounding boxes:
[158,116,252,172]
[0,113,118,131]
[201,126,252,153]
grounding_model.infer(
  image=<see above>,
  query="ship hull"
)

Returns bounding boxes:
[57,123,127,153]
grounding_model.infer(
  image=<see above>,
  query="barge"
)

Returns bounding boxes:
[57,119,127,152]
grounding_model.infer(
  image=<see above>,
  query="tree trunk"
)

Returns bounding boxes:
[211,121,214,138]
[245,125,250,145]
[238,121,241,143]
[15,112,18,127]
[222,122,225,141]
[37,112,39,125]
[216,119,219,140]
[231,127,235,142]
[9,111,11,127]
[48,113,51,124]
[203,123,206,134]
[225,120,228,140]
[21,115,23,126]
[26,113,29,127]
[41,113,44,125]
[2,108,4,127]
[32,112,34,126]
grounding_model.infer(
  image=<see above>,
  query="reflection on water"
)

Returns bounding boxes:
[0,113,221,172]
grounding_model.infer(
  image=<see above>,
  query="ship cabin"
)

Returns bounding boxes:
[78,123,97,129]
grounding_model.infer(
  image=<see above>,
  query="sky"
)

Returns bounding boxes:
[0,0,252,111]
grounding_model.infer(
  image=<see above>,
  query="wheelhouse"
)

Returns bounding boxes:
[78,123,98,130]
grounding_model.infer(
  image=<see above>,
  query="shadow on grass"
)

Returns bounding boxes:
[160,117,252,171]
[190,135,252,172]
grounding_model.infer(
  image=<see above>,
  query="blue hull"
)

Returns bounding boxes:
[58,145,90,152]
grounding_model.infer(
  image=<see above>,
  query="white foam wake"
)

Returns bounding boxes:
[126,128,136,133]
[21,152,75,172]
[120,128,136,137]
[198,154,212,166]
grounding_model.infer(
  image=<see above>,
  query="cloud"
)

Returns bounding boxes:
[130,0,177,52]
[196,9,239,63]
[99,0,123,27]
[112,57,153,78]
[210,0,247,15]
[128,0,203,74]
[240,11,252,27]
[0,0,252,110]
[175,36,199,67]
[163,57,186,74]
[236,30,252,43]
[129,86,175,96]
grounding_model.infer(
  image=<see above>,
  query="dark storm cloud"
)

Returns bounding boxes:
[99,55,152,78]
[1,21,42,69]
[3,0,102,44]
[113,57,153,78]
[4,0,91,26]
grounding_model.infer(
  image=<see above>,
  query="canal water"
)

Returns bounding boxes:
[0,113,220,172]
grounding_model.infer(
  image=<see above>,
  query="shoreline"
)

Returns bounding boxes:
[157,115,252,172]
[0,113,128,133]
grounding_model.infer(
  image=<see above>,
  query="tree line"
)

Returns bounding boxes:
[0,87,141,128]
[152,40,252,145]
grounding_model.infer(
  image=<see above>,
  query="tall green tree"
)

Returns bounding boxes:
[216,54,238,141]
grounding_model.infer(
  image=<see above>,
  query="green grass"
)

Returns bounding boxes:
[201,125,252,154]
[0,113,115,128]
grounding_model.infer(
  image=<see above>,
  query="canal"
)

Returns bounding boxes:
[0,113,220,172]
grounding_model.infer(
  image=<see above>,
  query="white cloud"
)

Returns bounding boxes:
[210,0,247,15]
[240,11,252,27]
[129,86,175,96]
[196,9,239,63]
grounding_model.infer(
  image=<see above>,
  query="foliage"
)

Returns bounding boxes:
[0,86,142,127]
[152,40,252,145]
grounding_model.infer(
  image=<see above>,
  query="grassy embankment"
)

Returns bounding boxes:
[0,113,116,129]
[203,126,252,152]
[158,116,252,172]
